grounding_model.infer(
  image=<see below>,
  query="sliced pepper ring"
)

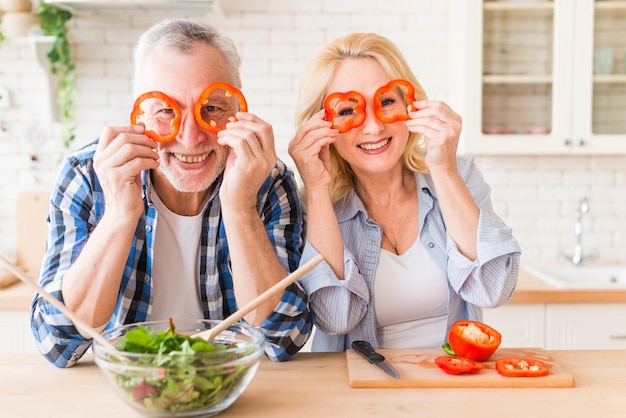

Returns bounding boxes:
[323,91,367,133]
[194,82,248,134]
[434,356,484,375]
[130,91,182,143]
[373,79,417,123]
[495,357,550,378]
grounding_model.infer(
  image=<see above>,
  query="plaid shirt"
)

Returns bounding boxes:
[31,140,311,368]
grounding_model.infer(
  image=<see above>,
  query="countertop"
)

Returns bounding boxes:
[1,350,625,418]
[510,267,626,303]
[3,266,626,311]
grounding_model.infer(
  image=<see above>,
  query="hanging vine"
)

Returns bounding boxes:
[35,0,75,149]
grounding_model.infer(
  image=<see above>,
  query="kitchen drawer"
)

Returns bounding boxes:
[546,303,626,350]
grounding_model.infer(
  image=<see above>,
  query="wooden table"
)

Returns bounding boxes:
[1,350,625,417]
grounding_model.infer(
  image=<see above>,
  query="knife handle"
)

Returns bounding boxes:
[352,340,385,363]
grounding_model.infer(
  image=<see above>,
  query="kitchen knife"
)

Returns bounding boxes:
[351,340,400,380]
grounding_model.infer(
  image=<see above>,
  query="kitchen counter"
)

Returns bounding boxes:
[1,350,625,417]
[3,266,626,311]
[509,267,626,303]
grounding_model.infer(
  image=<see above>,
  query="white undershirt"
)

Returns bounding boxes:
[149,192,205,321]
[374,238,448,348]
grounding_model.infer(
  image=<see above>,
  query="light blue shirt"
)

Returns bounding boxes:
[298,156,521,352]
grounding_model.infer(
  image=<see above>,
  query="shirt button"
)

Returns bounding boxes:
[428,242,435,248]
[145,276,151,283]
[145,225,152,232]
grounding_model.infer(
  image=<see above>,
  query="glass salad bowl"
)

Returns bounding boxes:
[93,319,264,417]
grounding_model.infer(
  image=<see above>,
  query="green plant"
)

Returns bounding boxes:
[0,14,5,44]
[35,0,75,148]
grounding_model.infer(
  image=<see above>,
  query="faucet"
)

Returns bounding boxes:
[563,197,589,265]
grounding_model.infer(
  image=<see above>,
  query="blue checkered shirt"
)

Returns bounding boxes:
[30,140,311,368]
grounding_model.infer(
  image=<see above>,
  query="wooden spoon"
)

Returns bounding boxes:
[0,254,128,361]
[193,253,324,342]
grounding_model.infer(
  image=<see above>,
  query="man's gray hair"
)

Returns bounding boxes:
[133,19,242,91]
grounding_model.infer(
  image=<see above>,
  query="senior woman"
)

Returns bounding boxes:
[288,32,521,352]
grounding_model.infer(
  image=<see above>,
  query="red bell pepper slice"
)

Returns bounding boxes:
[447,320,502,362]
[434,356,484,375]
[194,82,248,134]
[373,79,417,123]
[130,91,182,143]
[495,357,550,378]
[323,91,366,133]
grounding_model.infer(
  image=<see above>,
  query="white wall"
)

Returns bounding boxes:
[0,0,624,265]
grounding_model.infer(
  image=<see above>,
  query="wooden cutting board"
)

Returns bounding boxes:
[347,347,575,388]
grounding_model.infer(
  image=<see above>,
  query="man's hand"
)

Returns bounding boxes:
[93,125,160,224]
[216,112,277,210]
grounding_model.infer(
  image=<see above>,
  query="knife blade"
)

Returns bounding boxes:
[351,340,400,380]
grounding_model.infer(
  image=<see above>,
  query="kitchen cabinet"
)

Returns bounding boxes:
[449,0,626,154]
[546,303,626,349]
[483,303,545,347]
[0,311,39,354]
[484,302,626,350]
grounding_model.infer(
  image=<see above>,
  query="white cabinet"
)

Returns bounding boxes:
[484,302,626,349]
[483,303,545,347]
[546,303,626,349]
[449,0,626,154]
[0,310,39,354]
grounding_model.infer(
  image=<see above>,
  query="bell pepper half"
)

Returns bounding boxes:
[130,91,182,142]
[373,79,417,123]
[434,356,484,375]
[323,91,366,133]
[194,82,248,134]
[447,320,502,362]
[495,358,549,378]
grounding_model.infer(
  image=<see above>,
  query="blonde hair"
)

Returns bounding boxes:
[295,33,429,203]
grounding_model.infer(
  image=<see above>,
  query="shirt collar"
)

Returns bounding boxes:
[334,171,437,224]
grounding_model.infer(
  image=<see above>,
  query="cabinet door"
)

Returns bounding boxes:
[570,0,626,153]
[482,303,546,348]
[450,0,569,154]
[546,303,626,349]
[0,311,39,354]
[449,0,626,155]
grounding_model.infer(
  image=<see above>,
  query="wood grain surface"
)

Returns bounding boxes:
[347,347,575,388]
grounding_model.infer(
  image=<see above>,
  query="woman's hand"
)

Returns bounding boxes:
[405,100,463,173]
[406,100,479,260]
[288,110,338,192]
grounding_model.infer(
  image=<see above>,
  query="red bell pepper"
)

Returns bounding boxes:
[434,356,484,375]
[447,320,502,362]
[194,82,248,134]
[495,358,550,378]
[323,91,367,133]
[373,79,417,123]
[130,91,182,142]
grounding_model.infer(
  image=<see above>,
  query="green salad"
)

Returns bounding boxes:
[108,319,256,413]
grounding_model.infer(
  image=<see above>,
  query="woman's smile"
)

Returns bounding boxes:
[358,137,391,152]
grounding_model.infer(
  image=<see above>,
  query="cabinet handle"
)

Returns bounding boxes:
[579,139,585,146]
[609,334,626,339]
[564,138,571,146]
